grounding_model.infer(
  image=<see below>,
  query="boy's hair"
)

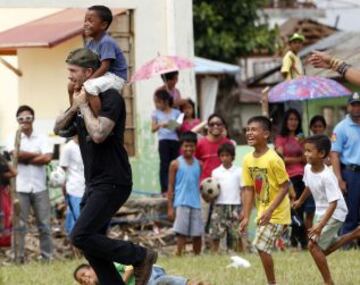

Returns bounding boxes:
[88,5,113,30]
[73,263,91,281]
[305,135,331,158]
[162,71,179,82]
[310,115,327,129]
[154,89,173,107]
[218,143,235,158]
[247,116,272,132]
[280,108,303,136]
[16,105,35,118]
[180,131,197,145]
[180,98,196,118]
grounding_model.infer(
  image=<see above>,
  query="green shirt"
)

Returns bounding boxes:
[114,263,135,285]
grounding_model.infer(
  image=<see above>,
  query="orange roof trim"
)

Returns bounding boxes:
[0,8,127,52]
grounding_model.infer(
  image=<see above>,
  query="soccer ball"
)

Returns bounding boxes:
[49,167,66,187]
[200,177,220,202]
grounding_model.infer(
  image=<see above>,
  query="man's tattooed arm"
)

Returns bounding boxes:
[79,103,115,144]
[53,104,78,135]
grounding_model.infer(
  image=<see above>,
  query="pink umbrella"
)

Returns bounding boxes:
[129,55,194,83]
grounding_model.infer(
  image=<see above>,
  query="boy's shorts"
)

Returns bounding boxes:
[314,217,343,251]
[253,223,287,254]
[173,206,203,237]
[208,204,241,240]
[83,72,125,96]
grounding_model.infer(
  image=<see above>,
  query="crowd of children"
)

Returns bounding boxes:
[153,96,356,285]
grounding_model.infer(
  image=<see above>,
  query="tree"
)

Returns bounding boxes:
[193,0,278,63]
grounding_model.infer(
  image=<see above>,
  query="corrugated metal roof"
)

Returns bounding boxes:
[194,57,240,75]
[0,8,127,51]
[303,31,360,77]
[248,31,360,85]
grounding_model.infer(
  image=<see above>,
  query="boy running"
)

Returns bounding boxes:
[293,135,348,285]
[240,116,291,285]
[167,132,203,256]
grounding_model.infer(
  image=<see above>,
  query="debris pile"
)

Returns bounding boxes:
[0,197,176,263]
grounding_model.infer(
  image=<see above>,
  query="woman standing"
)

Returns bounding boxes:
[275,109,315,249]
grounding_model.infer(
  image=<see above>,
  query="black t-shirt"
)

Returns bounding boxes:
[76,89,132,187]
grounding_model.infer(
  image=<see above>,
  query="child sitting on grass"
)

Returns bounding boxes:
[209,143,244,253]
[293,135,348,285]
[167,131,203,256]
[240,116,291,285]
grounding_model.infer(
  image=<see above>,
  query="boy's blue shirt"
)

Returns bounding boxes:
[174,155,201,209]
[86,32,128,80]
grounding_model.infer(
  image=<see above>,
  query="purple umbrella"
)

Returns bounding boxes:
[268,76,350,103]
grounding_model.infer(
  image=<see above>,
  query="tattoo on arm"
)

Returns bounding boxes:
[79,103,115,143]
[53,105,78,134]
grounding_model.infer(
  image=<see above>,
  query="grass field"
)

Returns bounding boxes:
[1,250,360,285]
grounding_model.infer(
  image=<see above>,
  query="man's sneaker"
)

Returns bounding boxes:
[133,249,158,285]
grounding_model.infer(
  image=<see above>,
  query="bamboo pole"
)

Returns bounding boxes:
[9,128,22,263]
[0,57,22,77]
[261,86,270,118]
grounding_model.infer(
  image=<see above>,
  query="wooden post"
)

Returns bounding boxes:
[9,128,22,263]
[261,86,270,118]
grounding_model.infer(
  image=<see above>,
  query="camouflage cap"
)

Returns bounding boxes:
[65,48,100,69]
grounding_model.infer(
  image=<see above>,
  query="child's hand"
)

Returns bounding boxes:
[292,199,301,209]
[259,209,272,226]
[308,223,323,241]
[161,122,169,128]
[239,217,248,234]
[238,210,244,221]
[167,207,175,221]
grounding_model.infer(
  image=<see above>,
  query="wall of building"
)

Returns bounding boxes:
[17,37,83,136]
[0,8,61,144]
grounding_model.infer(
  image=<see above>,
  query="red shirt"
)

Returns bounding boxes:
[179,118,201,133]
[275,135,305,177]
[195,136,231,182]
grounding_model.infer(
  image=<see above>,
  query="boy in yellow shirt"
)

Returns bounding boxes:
[281,33,305,81]
[240,116,291,285]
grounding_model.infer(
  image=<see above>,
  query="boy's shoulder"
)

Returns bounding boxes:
[212,164,223,175]
[284,50,296,58]
[243,151,253,162]
[99,33,117,44]
[243,148,279,161]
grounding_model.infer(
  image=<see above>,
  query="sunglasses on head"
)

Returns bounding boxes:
[208,122,223,127]
[17,115,33,123]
